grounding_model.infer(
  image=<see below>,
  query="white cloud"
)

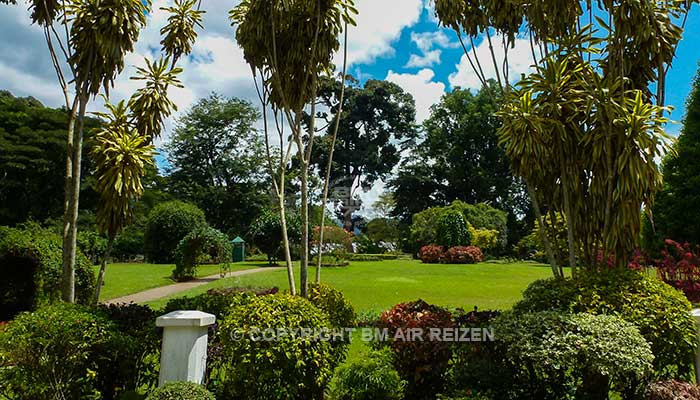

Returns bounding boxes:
[337,0,423,66]
[405,49,442,68]
[386,69,445,122]
[449,36,535,90]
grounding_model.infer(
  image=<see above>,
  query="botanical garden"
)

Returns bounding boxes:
[3,0,700,399]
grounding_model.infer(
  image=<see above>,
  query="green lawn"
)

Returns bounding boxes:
[146,259,557,312]
[94,262,259,301]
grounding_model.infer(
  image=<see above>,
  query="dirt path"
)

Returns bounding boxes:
[103,267,283,305]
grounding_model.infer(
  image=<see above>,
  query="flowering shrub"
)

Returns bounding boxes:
[378,300,454,399]
[647,380,700,400]
[312,225,354,254]
[468,226,499,251]
[445,246,484,264]
[656,239,700,302]
[420,245,444,263]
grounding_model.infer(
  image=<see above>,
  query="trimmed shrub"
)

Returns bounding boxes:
[218,293,337,399]
[248,209,301,264]
[378,300,454,400]
[420,245,444,263]
[355,234,384,254]
[444,246,483,264]
[309,283,356,363]
[436,209,471,248]
[328,349,405,400]
[144,201,207,264]
[0,225,95,320]
[514,269,696,379]
[173,225,232,281]
[0,304,117,399]
[646,380,700,400]
[146,381,215,400]
[655,239,700,302]
[486,311,654,400]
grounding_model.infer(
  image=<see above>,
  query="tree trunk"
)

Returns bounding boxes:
[299,159,309,297]
[525,179,561,278]
[279,194,296,295]
[557,140,577,276]
[94,236,114,304]
[61,95,86,303]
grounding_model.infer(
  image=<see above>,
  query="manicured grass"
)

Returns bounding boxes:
[94,262,258,301]
[146,259,556,312]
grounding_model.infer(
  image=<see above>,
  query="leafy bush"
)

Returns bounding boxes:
[312,225,354,254]
[309,283,356,363]
[410,207,444,253]
[144,201,207,264]
[77,229,107,264]
[218,293,337,399]
[0,225,95,320]
[248,209,301,264]
[655,239,700,302]
[467,226,499,251]
[420,245,444,263]
[355,234,384,254]
[378,300,454,400]
[487,311,654,400]
[444,246,483,264]
[146,381,215,400]
[514,269,696,379]
[436,209,471,248]
[0,304,116,399]
[646,380,700,400]
[328,349,405,400]
[449,201,508,252]
[93,303,160,398]
[173,225,232,281]
[113,223,146,261]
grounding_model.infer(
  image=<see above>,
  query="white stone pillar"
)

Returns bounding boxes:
[156,310,216,387]
[692,308,700,384]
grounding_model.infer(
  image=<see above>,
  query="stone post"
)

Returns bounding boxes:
[692,308,700,384]
[156,310,216,386]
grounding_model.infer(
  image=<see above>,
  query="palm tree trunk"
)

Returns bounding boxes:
[62,94,86,303]
[525,178,561,278]
[279,194,296,295]
[94,235,114,304]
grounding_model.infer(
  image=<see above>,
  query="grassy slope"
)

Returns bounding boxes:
[94,262,260,301]
[146,259,555,312]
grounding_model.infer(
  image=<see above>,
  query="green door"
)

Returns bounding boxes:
[232,236,245,262]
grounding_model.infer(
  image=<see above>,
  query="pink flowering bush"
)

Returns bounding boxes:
[445,246,484,264]
[656,239,700,302]
[419,245,444,263]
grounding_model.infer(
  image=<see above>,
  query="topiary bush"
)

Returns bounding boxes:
[328,349,405,400]
[146,381,215,400]
[0,225,95,320]
[0,304,117,399]
[217,293,337,399]
[444,246,483,264]
[173,225,232,281]
[378,299,454,400]
[436,209,471,248]
[420,245,444,263]
[486,311,654,400]
[646,380,700,400]
[144,201,207,264]
[514,269,696,380]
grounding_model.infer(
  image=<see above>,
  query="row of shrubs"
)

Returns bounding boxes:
[420,245,484,264]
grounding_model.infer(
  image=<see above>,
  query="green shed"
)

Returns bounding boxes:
[232,236,246,262]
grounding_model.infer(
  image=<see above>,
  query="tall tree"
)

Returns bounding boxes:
[230,0,356,297]
[311,77,417,231]
[650,66,700,246]
[165,94,268,235]
[436,0,695,277]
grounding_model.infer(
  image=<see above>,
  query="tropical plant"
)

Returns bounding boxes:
[435,0,695,277]
[230,0,357,296]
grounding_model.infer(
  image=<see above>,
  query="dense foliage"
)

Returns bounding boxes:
[491,312,654,399]
[0,224,95,320]
[649,66,700,248]
[444,246,484,264]
[173,225,232,280]
[308,283,356,364]
[146,381,215,400]
[655,239,700,302]
[378,300,454,400]
[514,269,696,378]
[328,349,405,400]
[646,380,700,400]
[419,245,444,264]
[436,209,471,248]
[218,293,337,399]
[144,200,207,263]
